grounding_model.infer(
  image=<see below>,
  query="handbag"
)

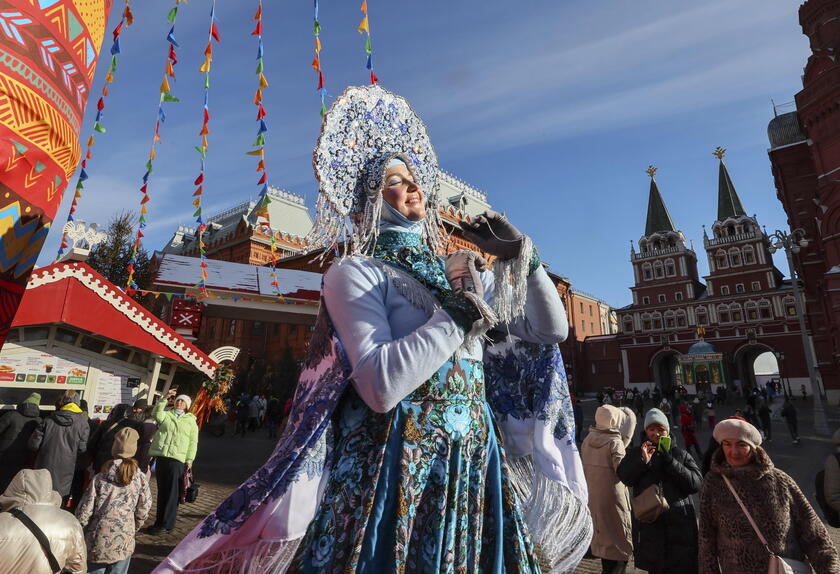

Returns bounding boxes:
[8,508,72,573]
[180,468,200,503]
[721,475,812,574]
[632,482,669,523]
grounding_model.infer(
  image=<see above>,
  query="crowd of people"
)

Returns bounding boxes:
[0,388,198,573]
[581,400,840,574]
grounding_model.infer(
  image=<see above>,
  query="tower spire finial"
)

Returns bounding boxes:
[715,148,746,221]
[713,146,726,161]
[646,165,658,179]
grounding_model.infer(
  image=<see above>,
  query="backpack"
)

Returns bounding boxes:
[815,454,840,528]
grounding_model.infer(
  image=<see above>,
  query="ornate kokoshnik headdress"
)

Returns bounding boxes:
[307,84,446,257]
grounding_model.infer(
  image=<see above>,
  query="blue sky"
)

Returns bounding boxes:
[39,0,812,308]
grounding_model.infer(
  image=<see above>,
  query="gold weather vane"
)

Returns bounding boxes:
[713,146,726,160]
[646,165,657,179]
[696,326,706,339]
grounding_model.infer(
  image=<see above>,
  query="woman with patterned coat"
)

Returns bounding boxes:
[155,85,592,574]
[76,427,151,574]
[699,418,839,573]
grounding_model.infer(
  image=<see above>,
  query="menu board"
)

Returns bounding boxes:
[92,369,139,419]
[0,349,89,385]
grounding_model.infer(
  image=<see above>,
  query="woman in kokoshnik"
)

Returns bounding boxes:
[154,85,591,574]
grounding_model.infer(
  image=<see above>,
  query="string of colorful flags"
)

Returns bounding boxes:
[312,0,328,116]
[247,0,282,299]
[126,0,185,294]
[191,1,220,299]
[134,288,318,306]
[358,1,378,84]
[55,0,134,262]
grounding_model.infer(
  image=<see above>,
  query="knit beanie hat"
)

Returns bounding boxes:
[175,394,192,410]
[22,392,41,406]
[111,427,139,459]
[644,408,669,430]
[713,417,762,448]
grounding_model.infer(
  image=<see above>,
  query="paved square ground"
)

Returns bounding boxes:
[129,397,840,573]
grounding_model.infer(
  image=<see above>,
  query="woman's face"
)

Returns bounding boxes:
[382,163,426,221]
[645,424,668,444]
[721,439,753,467]
[175,399,187,411]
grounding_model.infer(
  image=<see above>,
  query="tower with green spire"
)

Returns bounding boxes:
[703,148,782,298]
[630,166,704,314]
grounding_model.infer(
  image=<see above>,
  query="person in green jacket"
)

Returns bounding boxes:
[147,389,198,535]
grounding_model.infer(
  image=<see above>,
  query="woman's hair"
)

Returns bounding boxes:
[101,457,139,486]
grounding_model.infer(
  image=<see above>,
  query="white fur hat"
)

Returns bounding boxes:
[175,394,192,410]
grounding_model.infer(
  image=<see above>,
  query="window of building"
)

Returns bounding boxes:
[730,304,743,322]
[642,296,650,305]
[642,263,652,280]
[759,300,773,319]
[590,321,595,332]
[654,261,664,278]
[784,296,797,317]
[716,250,728,269]
[746,302,758,321]
[717,305,730,323]
[676,310,687,328]
[665,259,676,277]
[736,283,745,293]
[579,302,584,313]
[589,306,593,317]
[729,247,742,267]
[752,281,761,292]
[658,294,666,303]
[641,314,652,331]
[675,292,683,301]
[664,311,676,329]
[623,316,634,333]
[720,285,730,296]
[743,245,755,264]
[695,307,708,326]
[652,313,663,330]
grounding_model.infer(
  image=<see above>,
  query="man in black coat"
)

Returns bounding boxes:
[618,407,702,574]
[0,392,42,492]
[28,391,89,503]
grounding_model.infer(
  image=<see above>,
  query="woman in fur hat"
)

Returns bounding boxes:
[698,418,840,573]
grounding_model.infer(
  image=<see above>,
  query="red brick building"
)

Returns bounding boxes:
[767,0,840,402]
[576,160,810,397]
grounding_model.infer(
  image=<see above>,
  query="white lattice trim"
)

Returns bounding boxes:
[28,263,217,377]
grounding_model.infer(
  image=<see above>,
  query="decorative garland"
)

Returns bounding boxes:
[247,0,281,298]
[55,1,135,261]
[191,1,220,299]
[358,1,378,84]
[126,0,185,294]
[312,0,328,116]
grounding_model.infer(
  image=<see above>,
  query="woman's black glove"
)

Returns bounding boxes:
[459,210,524,260]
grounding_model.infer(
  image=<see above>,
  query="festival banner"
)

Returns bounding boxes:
[0,0,114,346]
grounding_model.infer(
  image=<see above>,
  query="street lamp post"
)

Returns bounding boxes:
[768,228,829,435]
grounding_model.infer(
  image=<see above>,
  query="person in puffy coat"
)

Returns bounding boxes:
[88,403,144,474]
[582,404,637,574]
[0,392,42,492]
[29,391,90,501]
[699,418,840,573]
[0,468,86,573]
[617,407,702,574]
[76,427,152,574]
[147,390,199,534]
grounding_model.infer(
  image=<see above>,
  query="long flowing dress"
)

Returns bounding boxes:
[153,227,590,574]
